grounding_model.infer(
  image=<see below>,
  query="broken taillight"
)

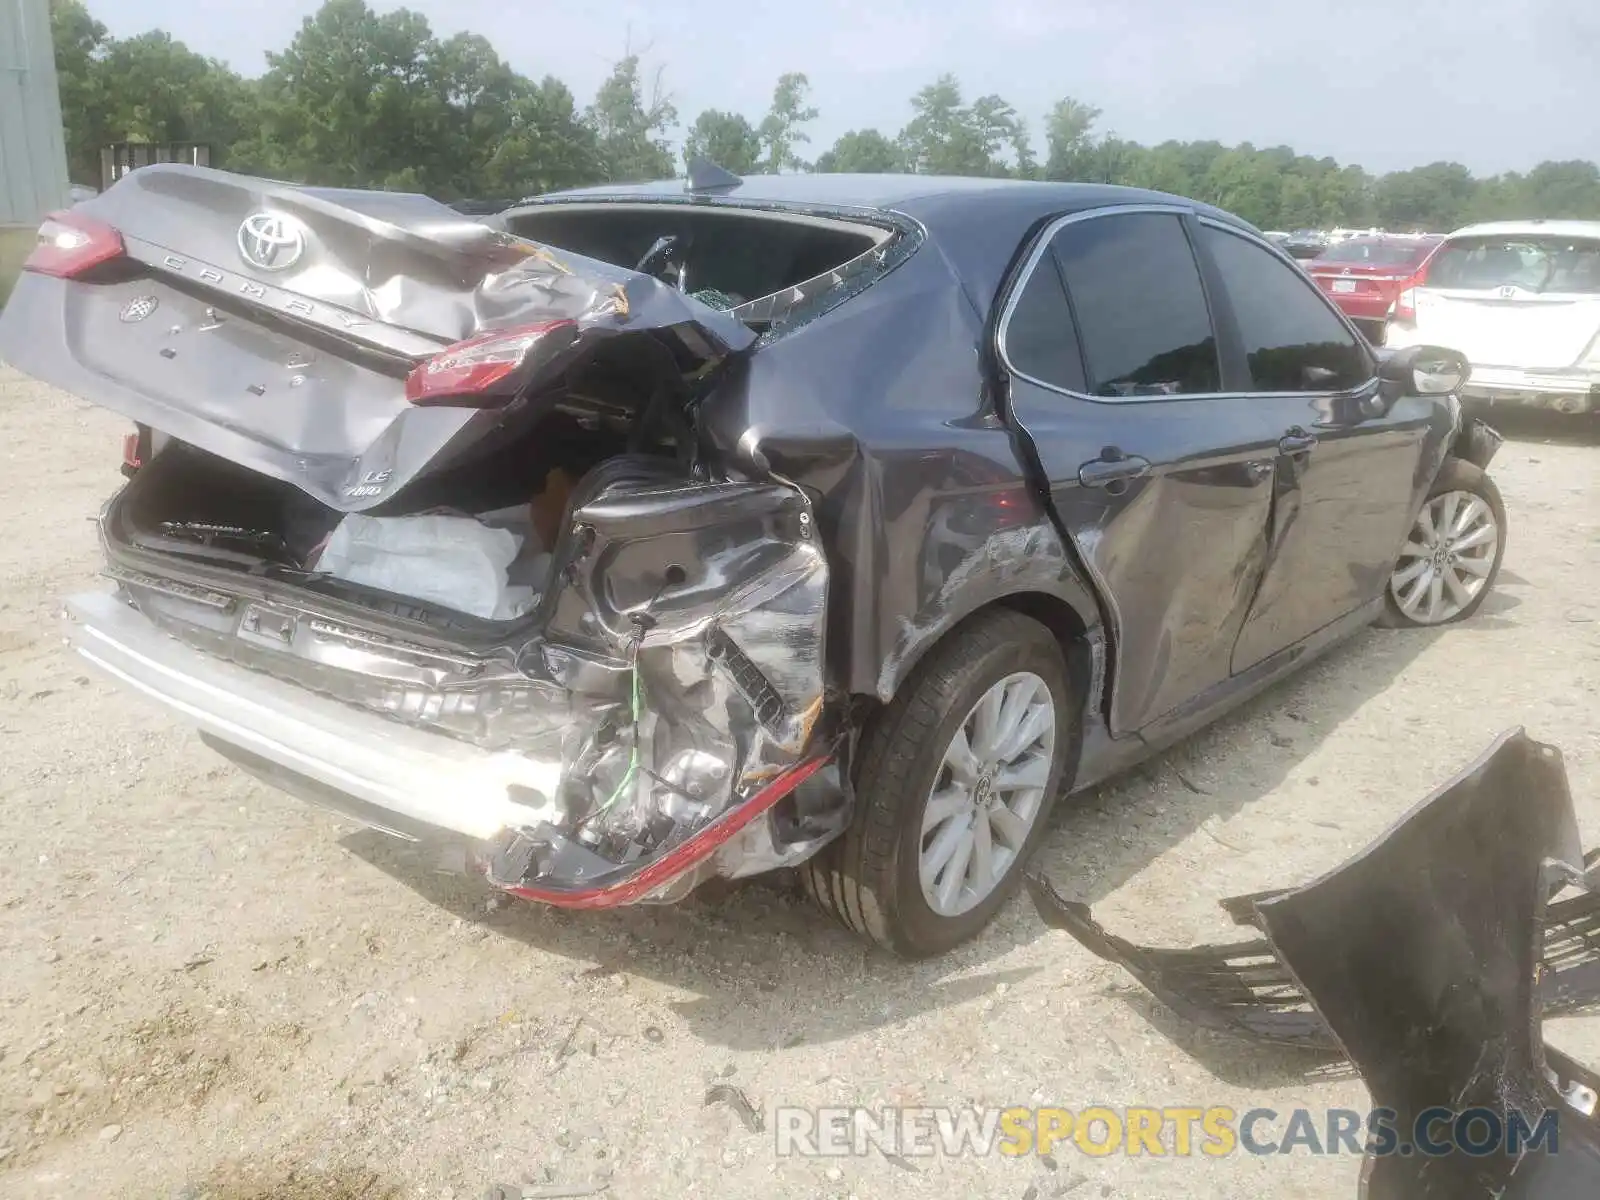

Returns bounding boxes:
[404,319,578,407]
[23,211,125,278]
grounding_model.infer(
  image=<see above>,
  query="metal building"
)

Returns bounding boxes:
[0,0,70,226]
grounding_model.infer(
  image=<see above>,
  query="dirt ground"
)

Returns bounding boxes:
[2,362,1599,1200]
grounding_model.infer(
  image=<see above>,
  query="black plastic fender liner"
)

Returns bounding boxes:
[1030,729,1600,1196]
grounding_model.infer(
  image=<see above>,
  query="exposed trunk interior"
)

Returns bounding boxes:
[110,346,695,629]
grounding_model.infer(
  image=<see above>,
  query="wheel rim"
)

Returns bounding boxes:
[918,671,1057,918]
[1389,489,1498,625]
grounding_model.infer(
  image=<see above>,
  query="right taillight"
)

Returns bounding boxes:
[405,319,579,407]
[1392,249,1438,325]
[1393,285,1418,324]
[23,211,125,278]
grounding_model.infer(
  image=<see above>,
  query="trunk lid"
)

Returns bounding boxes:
[0,164,756,511]
[1306,238,1434,303]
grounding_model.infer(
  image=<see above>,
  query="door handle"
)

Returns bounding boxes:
[1078,449,1153,489]
[1279,429,1319,455]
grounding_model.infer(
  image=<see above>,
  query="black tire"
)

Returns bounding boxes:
[1377,458,1507,628]
[801,609,1077,958]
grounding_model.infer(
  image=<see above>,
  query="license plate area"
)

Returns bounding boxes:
[1332,280,1357,294]
[237,602,299,648]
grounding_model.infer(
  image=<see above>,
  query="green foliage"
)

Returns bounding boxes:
[49,0,252,185]
[45,0,1600,223]
[0,226,34,308]
[756,73,818,173]
[586,54,676,184]
[814,130,903,174]
[683,110,762,175]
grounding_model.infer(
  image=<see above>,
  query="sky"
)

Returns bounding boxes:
[100,0,1599,176]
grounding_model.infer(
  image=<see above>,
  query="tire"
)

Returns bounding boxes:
[1378,458,1506,628]
[801,609,1077,958]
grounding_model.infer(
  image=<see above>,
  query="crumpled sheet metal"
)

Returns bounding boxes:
[112,455,844,900]
[1027,728,1600,1052]
[0,165,757,515]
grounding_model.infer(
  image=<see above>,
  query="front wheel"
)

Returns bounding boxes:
[801,609,1076,958]
[1379,458,1506,628]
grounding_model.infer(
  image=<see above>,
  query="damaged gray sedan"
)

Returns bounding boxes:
[0,164,1506,956]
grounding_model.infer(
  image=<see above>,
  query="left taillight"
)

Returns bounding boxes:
[23,211,125,279]
[405,319,579,407]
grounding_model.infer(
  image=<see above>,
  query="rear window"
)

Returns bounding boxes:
[1319,239,1432,268]
[1427,235,1600,295]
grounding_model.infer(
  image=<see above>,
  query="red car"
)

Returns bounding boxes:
[1305,236,1441,340]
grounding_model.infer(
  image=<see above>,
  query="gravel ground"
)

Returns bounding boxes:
[3,362,1599,1199]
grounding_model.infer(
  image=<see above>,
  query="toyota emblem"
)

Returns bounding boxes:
[237,212,306,272]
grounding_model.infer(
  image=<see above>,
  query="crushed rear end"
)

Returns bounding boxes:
[1,164,867,905]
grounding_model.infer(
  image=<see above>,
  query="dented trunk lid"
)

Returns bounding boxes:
[0,164,756,510]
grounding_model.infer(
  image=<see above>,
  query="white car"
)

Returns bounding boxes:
[1386,220,1600,414]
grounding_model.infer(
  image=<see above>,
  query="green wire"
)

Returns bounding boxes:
[594,649,642,815]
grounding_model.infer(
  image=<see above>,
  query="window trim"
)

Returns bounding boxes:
[1193,217,1379,397]
[996,204,1227,404]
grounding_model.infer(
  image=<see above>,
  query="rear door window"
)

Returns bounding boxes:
[1003,251,1087,393]
[1199,225,1373,393]
[1427,235,1600,294]
[1050,212,1221,398]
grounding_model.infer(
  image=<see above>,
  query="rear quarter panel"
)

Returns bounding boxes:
[698,241,1103,704]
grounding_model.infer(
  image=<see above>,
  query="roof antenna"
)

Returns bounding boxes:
[685,157,743,194]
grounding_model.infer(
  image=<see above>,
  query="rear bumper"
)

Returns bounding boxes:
[69,591,562,841]
[66,590,834,906]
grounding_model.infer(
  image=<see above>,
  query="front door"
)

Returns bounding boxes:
[1001,207,1290,736]
[1187,221,1445,673]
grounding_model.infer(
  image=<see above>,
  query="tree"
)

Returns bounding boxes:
[683,110,761,174]
[1373,162,1477,231]
[1041,97,1101,181]
[587,54,677,182]
[815,129,903,174]
[757,72,818,173]
[897,74,1021,177]
[49,0,109,186]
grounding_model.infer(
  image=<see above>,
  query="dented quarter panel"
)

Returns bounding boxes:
[696,240,1103,704]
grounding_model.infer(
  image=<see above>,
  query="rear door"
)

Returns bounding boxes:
[1000,207,1289,736]
[1413,233,1600,369]
[1189,220,1444,672]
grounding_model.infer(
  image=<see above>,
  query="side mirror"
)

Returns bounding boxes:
[1378,344,1471,401]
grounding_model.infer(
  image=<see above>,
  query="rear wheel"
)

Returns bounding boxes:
[802,610,1076,958]
[1379,459,1506,628]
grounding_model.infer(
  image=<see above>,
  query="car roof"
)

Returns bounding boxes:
[1444,219,1600,241]
[535,173,1256,315]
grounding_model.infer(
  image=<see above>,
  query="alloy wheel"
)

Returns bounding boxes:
[1389,489,1499,625]
[918,671,1057,917]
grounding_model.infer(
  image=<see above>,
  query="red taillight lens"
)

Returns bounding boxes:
[1393,285,1417,324]
[404,319,579,407]
[23,211,125,278]
[1392,253,1435,324]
